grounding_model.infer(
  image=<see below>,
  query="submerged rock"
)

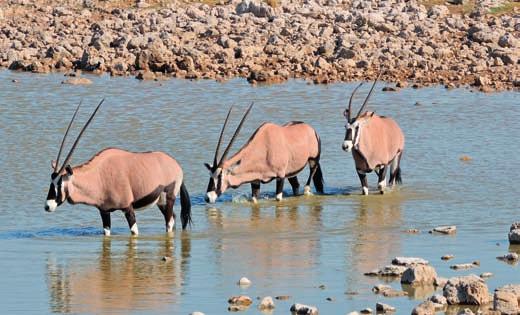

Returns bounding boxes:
[431,226,457,234]
[228,295,253,307]
[360,308,372,314]
[450,262,479,270]
[443,275,491,305]
[497,253,519,262]
[372,284,407,297]
[258,296,275,310]
[376,302,395,313]
[392,257,429,266]
[401,265,437,286]
[364,265,407,277]
[457,308,475,315]
[61,77,92,85]
[290,303,318,315]
[441,254,454,260]
[509,222,520,244]
[275,295,291,300]
[480,272,493,278]
[411,301,435,315]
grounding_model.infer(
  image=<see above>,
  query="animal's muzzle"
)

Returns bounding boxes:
[45,200,57,212]
[205,191,217,204]
[342,140,353,152]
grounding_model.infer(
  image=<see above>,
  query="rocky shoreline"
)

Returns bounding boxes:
[0,0,519,91]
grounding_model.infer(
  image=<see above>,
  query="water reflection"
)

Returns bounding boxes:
[46,236,190,313]
[348,193,405,281]
[205,200,323,280]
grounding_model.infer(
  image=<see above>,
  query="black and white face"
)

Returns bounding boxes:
[343,119,361,152]
[204,164,228,204]
[45,163,73,212]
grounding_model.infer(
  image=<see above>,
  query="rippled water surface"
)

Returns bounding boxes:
[0,70,518,314]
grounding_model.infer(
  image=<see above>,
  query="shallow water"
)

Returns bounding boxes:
[0,70,518,314]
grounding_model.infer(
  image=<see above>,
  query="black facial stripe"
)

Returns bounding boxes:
[216,174,222,194]
[345,128,352,141]
[207,178,215,193]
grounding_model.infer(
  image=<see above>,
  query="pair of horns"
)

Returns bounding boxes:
[212,102,254,168]
[54,99,105,174]
[346,73,381,122]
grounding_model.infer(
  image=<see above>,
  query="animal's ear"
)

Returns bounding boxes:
[204,163,212,171]
[343,109,349,118]
[51,160,57,169]
[65,165,73,176]
[370,112,375,117]
[228,160,241,174]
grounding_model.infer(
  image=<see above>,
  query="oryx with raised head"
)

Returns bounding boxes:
[204,103,324,203]
[342,78,405,195]
[45,100,192,235]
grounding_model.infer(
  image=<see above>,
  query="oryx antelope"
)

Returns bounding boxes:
[204,103,324,204]
[342,78,405,195]
[45,100,192,235]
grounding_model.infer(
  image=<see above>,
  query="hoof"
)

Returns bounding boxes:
[103,228,111,236]
[379,190,385,195]
[130,223,139,236]
[303,186,313,196]
[362,187,369,195]
[276,193,283,201]
[251,196,258,204]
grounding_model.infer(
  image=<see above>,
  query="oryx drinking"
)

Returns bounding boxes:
[204,103,324,203]
[342,78,405,195]
[45,100,192,235]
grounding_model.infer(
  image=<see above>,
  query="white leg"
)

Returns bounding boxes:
[251,196,258,204]
[276,192,283,201]
[362,186,369,195]
[103,228,111,236]
[130,223,139,235]
[303,185,312,196]
[166,217,175,233]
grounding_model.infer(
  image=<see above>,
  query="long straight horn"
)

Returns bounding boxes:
[213,106,234,168]
[218,102,254,167]
[347,83,363,122]
[54,100,82,172]
[356,73,381,119]
[57,99,105,174]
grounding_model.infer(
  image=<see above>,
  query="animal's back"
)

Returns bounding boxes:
[359,115,404,169]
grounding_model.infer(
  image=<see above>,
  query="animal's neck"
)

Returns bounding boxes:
[67,167,102,207]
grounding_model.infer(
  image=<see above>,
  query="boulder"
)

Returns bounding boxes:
[401,265,437,286]
[443,275,491,305]
[432,226,456,234]
[364,265,408,277]
[493,284,520,314]
[237,277,251,286]
[497,253,519,262]
[236,0,276,18]
[61,77,92,85]
[372,284,408,297]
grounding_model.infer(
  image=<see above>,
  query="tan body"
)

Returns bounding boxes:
[352,113,404,172]
[68,148,183,210]
[205,119,324,203]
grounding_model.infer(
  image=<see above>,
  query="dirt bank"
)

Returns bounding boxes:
[0,0,518,91]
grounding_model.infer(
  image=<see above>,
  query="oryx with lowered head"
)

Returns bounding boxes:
[342,77,405,195]
[204,103,324,203]
[45,100,192,235]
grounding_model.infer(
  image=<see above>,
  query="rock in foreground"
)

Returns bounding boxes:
[509,222,520,244]
[258,296,275,310]
[401,265,437,286]
[443,275,491,305]
[494,284,520,314]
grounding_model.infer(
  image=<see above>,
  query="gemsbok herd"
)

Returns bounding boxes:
[45,77,405,236]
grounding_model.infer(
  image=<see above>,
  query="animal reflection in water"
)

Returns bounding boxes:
[348,194,404,281]
[46,236,190,313]
[205,200,323,279]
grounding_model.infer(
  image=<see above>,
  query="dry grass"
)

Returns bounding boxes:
[488,2,520,15]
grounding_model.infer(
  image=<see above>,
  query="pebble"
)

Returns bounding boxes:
[237,277,251,286]
[405,228,420,234]
[450,262,479,270]
[275,295,291,300]
[190,312,205,315]
[228,295,253,307]
[61,77,92,85]
[161,256,172,262]
[441,254,454,260]
[392,257,429,266]
[360,308,373,314]
[480,272,493,278]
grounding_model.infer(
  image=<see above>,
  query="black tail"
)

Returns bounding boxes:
[313,163,324,193]
[395,166,402,185]
[180,182,192,229]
